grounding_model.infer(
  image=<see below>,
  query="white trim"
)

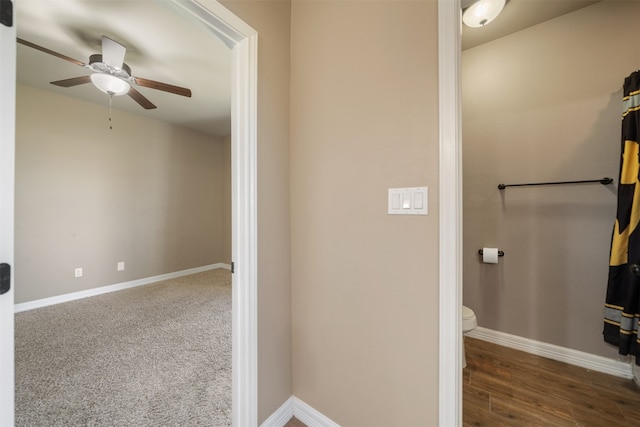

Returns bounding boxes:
[259,396,294,427]
[230,26,259,427]
[14,264,229,313]
[292,397,341,427]
[438,0,462,426]
[0,10,16,426]
[168,0,254,48]
[260,396,341,427]
[468,326,634,379]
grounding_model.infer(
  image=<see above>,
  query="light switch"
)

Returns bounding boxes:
[402,193,412,209]
[392,193,401,209]
[414,192,424,209]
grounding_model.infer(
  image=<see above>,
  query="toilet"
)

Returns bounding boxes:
[462,305,477,368]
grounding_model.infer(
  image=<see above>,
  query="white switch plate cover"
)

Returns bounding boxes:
[117,262,125,271]
[388,187,428,215]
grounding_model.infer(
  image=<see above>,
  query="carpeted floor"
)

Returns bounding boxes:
[15,268,231,426]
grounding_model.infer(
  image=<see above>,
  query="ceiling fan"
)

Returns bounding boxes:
[17,35,192,110]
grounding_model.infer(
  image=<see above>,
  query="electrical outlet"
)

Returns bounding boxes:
[117,261,125,271]
[74,268,83,278]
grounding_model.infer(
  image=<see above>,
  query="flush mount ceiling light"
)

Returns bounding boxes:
[90,73,130,96]
[463,0,506,27]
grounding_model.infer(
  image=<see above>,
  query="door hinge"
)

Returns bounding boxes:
[0,1,13,28]
[231,262,235,274]
[0,263,10,295]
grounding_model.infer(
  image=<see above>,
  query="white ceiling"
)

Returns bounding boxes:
[462,0,601,50]
[16,0,232,138]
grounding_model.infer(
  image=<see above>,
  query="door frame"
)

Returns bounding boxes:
[168,1,259,425]
[438,0,462,426]
[0,1,16,424]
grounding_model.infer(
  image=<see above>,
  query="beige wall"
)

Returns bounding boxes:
[290,1,440,425]
[222,133,232,265]
[15,84,230,303]
[462,1,640,358]
[218,1,293,422]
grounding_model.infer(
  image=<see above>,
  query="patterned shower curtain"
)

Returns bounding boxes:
[604,70,640,361]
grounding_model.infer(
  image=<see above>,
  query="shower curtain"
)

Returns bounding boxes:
[604,70,640,362]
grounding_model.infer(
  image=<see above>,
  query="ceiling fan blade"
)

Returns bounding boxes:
[128,87,157,110]
[50,76,92,87]
[101,36,126,70]
[133,77,192,98]
[17,38,86,67]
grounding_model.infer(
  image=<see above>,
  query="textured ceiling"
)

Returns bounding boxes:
[16,0,232,137]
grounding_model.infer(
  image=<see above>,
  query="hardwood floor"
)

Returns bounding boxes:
[284,416,306,427]
[464,337,640,426]
[283,338,640,427]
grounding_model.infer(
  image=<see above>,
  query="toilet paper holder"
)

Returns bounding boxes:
[478,249,504,257]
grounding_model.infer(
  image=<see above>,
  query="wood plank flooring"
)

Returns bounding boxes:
[284,338,640,426]
[464,337,640,426]
[284,417,306,427]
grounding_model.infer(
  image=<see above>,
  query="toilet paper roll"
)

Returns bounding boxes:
[482,247,499,264]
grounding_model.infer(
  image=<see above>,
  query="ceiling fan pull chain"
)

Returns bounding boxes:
[108,93,113,130]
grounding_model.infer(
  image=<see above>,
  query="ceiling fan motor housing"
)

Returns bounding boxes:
[89,54,131,79]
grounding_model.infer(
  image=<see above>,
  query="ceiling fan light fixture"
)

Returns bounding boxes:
[90,73,130,96]
[463,0,506,28]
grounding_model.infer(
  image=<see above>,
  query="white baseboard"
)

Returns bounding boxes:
[467,326,633,379]
[14,263,231,313]
[292,397,340,427]
[260,396,295,427]
[261,396,340,427]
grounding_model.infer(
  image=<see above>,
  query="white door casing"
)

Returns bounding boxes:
[0,0,16,425]
[438,0,462,426]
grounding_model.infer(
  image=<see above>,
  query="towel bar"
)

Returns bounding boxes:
[498,177,612,190]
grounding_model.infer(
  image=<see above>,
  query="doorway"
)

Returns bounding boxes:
[0,0,258,424]
[446,0,640,425]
